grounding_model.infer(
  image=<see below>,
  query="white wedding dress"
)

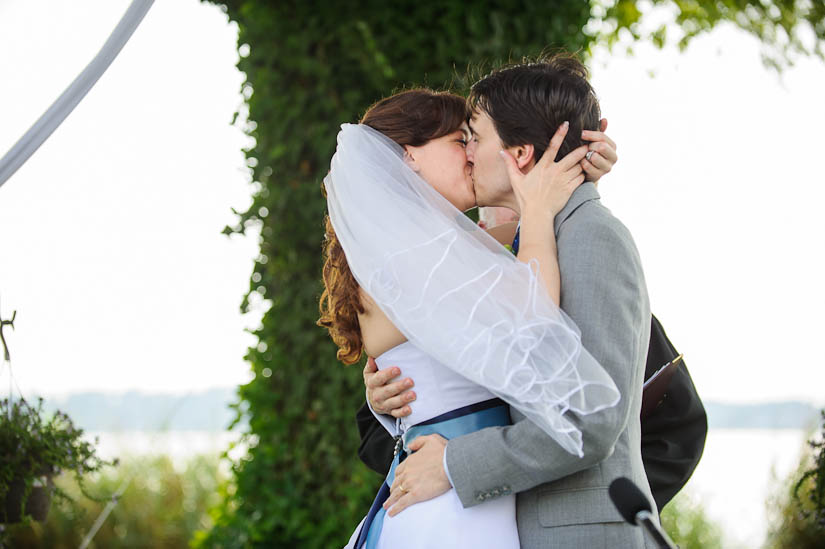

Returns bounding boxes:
[343,341,520,549]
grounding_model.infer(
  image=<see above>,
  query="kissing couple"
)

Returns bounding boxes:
[320,53,660,548]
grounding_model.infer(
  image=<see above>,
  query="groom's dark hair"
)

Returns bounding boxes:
[469,53,600,163]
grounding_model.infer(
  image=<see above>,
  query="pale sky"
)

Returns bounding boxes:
[0,0,823,405]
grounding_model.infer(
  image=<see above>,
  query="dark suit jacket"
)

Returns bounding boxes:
[640,315,707,509]
[355,314,707,510]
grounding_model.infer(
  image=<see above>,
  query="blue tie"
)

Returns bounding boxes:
[511,223,520,254]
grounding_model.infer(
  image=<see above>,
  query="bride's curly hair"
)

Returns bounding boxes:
[318,89,470,365]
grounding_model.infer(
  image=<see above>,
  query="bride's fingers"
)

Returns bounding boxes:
[581,158,599,181]
[554,145,588,173]
[563,161,584,176]
[581,129,616,152]
[584,150,612,174]
[588,140,617,164]
[562,163,583,180]
[537,121,570,168]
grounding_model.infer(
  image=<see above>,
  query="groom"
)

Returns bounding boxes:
[365,55,657,547]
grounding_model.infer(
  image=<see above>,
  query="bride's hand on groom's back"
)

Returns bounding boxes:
[364,357,416,417]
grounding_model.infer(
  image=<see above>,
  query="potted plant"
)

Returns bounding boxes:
[0,396,114,526]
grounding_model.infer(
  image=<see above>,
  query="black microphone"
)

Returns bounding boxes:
[609,477,678,549]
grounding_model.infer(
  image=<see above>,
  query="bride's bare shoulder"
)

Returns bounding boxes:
[357,289,406,357]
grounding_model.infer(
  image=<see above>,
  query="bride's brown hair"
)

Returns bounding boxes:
[318,89,470,364]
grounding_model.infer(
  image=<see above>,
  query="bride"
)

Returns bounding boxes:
[319,89,620,549]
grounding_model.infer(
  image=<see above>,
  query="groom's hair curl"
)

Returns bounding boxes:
[319,89,469,365]
[469,53,600,163]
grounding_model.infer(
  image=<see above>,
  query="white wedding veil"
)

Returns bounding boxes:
[324,123,619,457]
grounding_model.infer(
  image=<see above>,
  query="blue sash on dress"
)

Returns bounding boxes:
[355,398,510,549]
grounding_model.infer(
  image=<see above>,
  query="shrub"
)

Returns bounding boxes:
[660,491,724,549]
[766,410,825,548]
[7,455,223,548]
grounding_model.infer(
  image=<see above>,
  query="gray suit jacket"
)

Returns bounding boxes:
[445,183,657,548]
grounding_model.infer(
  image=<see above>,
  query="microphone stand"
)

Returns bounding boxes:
[636,509,677,549]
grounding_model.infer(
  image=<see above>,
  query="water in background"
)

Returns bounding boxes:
[686,428,809,548]
[88,430,240,461]
[84,427,808,547]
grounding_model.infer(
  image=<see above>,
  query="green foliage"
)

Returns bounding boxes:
[660,491,724,549]
[196,1,593,547]
[7,455,223,548]
[766,410,825,548]
[795,410,825,529]
[0,398,112,526]
[598,0,825,70]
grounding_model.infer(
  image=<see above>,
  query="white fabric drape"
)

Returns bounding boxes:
[324,124,619,456]
[0,0,154,189]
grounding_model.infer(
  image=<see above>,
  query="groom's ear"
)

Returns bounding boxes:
[508,144,536,172]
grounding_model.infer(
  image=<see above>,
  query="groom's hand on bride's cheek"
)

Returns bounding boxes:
[385,434,450,517]
[581,117,618,183]
[364,357,416,417]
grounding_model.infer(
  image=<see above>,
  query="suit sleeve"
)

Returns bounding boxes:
[445,215,649,508]
[356,400,395,476]
[641,316,708,509]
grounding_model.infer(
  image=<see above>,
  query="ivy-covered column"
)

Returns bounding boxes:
[195,2,592,547]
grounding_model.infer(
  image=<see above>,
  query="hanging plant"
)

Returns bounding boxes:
[0,396,116,526]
